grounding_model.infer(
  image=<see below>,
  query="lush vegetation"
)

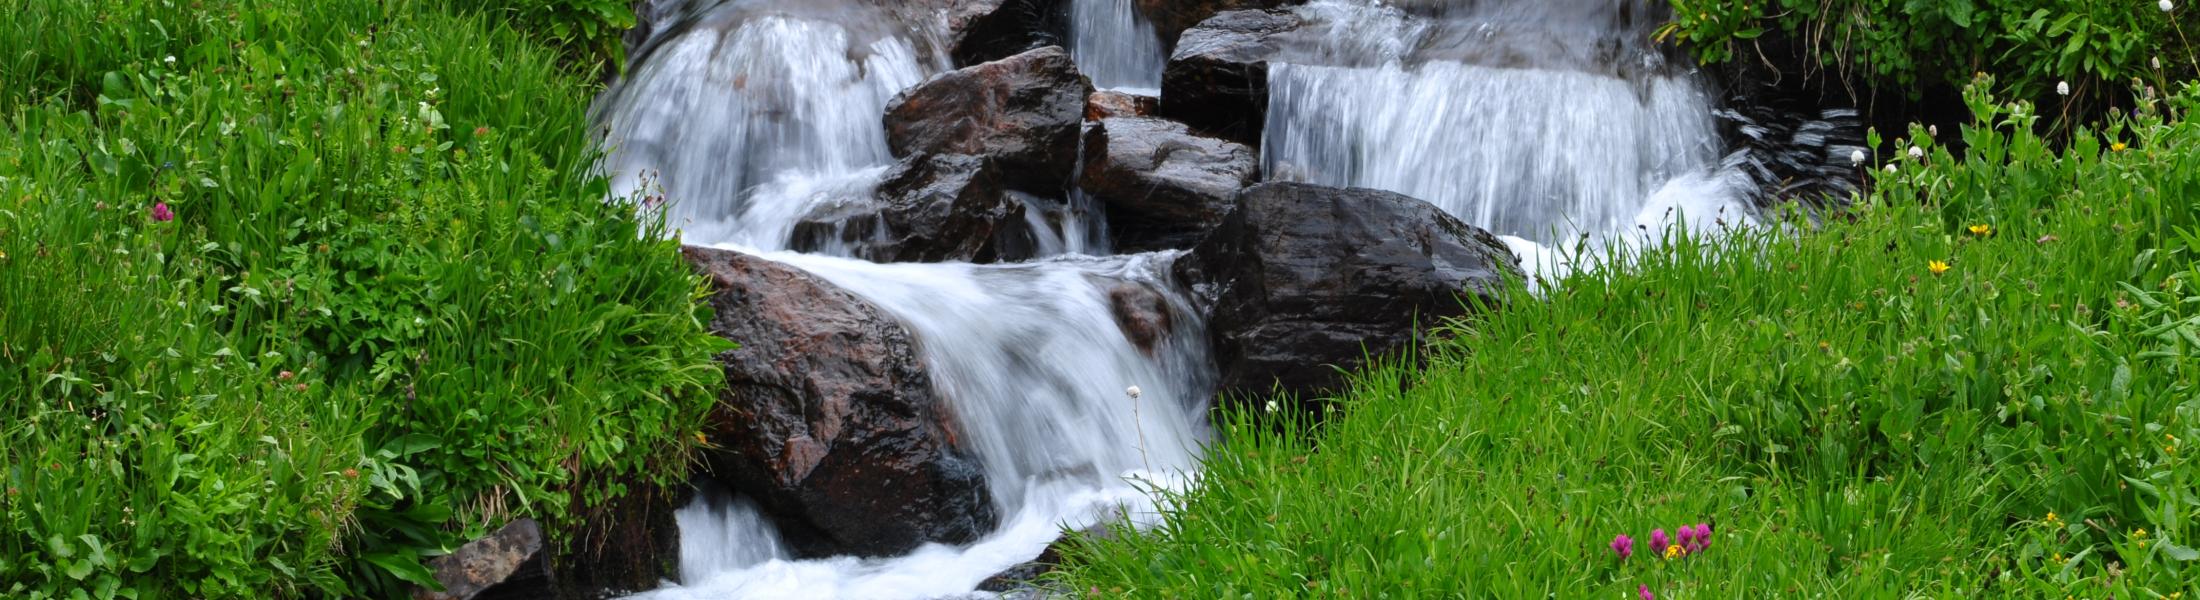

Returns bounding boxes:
[0,1,725,598]
[1057,79,2200,597]
[1663,0,2194,115]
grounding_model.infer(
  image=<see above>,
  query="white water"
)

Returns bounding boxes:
[1266,0,1762,284]
[1070,0,1168,94]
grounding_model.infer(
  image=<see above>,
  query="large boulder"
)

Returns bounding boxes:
[417,519,550,600]
[684,246,996,558]
[885,46,1093,194]
[791,154,1035,264]
[932,0,1070,67]
[1135,0,1296,50]
[1160,10,1305,146]
[1081,117,1259,252]
[1174,183,1522,405]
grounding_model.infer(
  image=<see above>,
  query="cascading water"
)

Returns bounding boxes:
[597,0,1850,596]
[1069,0,1168,93]
[1264,0,1802,279]
[597,1,1210,598]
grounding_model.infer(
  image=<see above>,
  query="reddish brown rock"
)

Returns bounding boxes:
[1160,10,1305,146]
[885,46,1093,194]
[684,246,996,558]
[1086,90,1160,120]
[791,154,1035,264]
[1081,116,1259,252]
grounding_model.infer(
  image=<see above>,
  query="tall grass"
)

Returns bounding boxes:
[0,1,726,597]
[1055,80,2200,596]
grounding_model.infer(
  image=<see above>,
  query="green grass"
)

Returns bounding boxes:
[0,1,725,597]
[1056,80,2200,597]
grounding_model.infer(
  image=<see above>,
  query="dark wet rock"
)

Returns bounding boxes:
[1160,10,1305,145]
[885,46,1093,194]
[1174,183,1522,406]
[790,154,1033,264]
[1108,283,1176,355]
[1080,117,1259,252]
[936,0,1070,67]
[684,246,997,558]
[547,475,690,599]
[1085,90,1160,120]
[974,524,1117,593]
[1136,0,1297,50]
[417,519,550,600]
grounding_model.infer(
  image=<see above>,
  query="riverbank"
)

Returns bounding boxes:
[0,1,724,597]
[1053,80,2200,596]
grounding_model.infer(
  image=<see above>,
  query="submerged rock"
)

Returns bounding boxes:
[1175,183,1522,406]
[1160,9,1305,145]
[885,46,1093,195]
[790,153,1035,263]
[1081,116,1259,252]
[684,246,997,558]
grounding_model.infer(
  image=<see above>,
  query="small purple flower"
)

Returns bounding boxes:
[1639,583,1655,600]
[1696,523,1713,550]
[150,202,175,223]
[1650,528,1668,551]
[1610,534,1634,559]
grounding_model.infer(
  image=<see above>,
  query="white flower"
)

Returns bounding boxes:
[1884,164,1899,174]
[1928,125,1939,137]
[1125,386,1142,399]
[2057,80,2071,96]
[1908,146,1924,160]
[163,56,175,65]
[1849,149,1867,166]
[2162,0,2175,12]
[1264,400,1279,413]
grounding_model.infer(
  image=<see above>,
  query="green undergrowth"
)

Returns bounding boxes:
[1057,80,2200,596]
[0,1,725,597]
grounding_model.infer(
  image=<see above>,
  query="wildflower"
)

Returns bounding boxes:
[1651,528,1669,550]
[1850,149,1867,166]
[1126,386,1142,399]
[1611,534,1635,559]
[278,370,295,381]
[696,431,708,445]
[1664,544,1684,559]
[1929,125,1939,137]
[0,249,7,261]
[1264,399,1279,413]
[1884,164,1898,174]
[1969,224,1993,236]
[164,55,176,65]
[2163,0,2175,11]
[1696,523,1713,550]
[1639,584,1655,600]
[2044,512,2061,527]
[2057,81,2071,96]
[2052,552,2065,564]
[474,126,491,137]
[342,468,360,478]
[1908,146,1924,160]
[150,202,175,223]
[1928,260,1951,275]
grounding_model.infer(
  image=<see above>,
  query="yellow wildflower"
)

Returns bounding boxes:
[1928,260,1952,275]
[1968,224,1994,236]
[2112,142,2129,152]
[1665,544,1684,559]
[2051,552,2065,564]
[2136,528,2149,538]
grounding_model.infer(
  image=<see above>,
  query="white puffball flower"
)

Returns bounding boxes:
[1885,164,1899,174]
[1850,149,1867,166]
[1126,385,1142,399]
[2162,0,2175,12]
[1928,124,1939,137]
[2057,80,2071,96]
[1264,400,1279,413]
[1909,146,1925,160]
[164,56,176,65]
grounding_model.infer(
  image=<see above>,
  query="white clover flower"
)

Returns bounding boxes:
[164,55,176,65]
[1884,164,1899,174]
[2057,80,2071,96]
[1909,146,1924,160]
[1850,149,1867,166]
[1125,386,1142,399]
[1264,400,1279,413]
[2162,0,2175,12]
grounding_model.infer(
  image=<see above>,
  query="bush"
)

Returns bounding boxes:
[0,1,724,597]
[1662,0,2196,118]
[1054,80,2200,596]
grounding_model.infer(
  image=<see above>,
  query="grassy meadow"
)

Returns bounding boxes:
[0,1,724,597]
[1055,81,2200,597]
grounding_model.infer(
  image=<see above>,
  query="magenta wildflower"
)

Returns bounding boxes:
[1610,534,1634,559]
[1638,583,1655,600]
[1695,523,1713,550]
[1650,528,1668,551]
[150,202,175,223]
[1676,526,1696,550]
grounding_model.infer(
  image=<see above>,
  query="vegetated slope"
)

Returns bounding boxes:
[0,1,725,597]
[1057,79,2200,597]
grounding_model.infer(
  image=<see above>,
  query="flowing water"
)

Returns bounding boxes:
[597,0,1842,596]
[1069,0,1167,93]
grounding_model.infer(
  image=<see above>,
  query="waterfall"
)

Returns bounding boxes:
[1069,0,1168,93]
[1264,0,1769,280]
